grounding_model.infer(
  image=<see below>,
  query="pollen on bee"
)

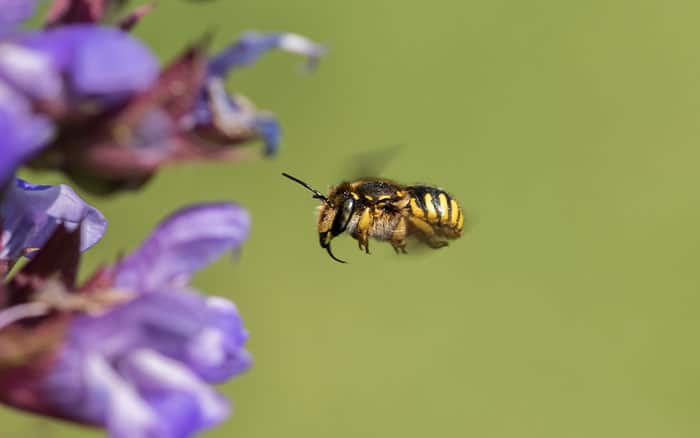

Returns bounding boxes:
[358,208,372,231]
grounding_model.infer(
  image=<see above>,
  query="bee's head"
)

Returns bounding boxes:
[282,172,350,263]
[317,191,356,263]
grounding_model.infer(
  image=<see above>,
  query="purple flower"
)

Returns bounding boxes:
[0,0,324,194]
[0,1,159,188]
[0,177,106,276]
[187,32,325,156]
[0,22,159,190]
[0,203,251,438]
[112,203,250,292]
[26,30,324,193]
[8,25,159,111]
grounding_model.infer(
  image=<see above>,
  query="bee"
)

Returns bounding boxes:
[282,172,465,263]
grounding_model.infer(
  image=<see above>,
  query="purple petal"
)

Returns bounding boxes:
[43,289,249,436]
[80,353,166,436]
[141,392,200,438]
[61,289,251,380]
[71,29,157,96]
[0,83,54,187]
[18,25,158,100]
[0,0,39,33]
[187,32,322,158]
[113,203,250,292]
[208,32,325,78]
[254,114,282,156]
[0,178,107,263]
[0,43,64,102]
[65,289,214,358]
[120,350,230,427]
[49,351,226,438]
[186,78,281,156]
[184,296,251,382]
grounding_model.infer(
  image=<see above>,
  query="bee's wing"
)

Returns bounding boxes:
[344,144,404,179]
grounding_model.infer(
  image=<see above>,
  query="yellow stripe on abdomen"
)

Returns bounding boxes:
[449,199,459,226]
[423,193,438,221]
[456,208,464,231]
[438,193,449,224]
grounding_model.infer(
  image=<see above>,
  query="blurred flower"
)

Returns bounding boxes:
[0,20,160,190]
[0,83,54,187]
[0,203,251,437]
[0,0,325,194]
[188,31,325,157]
[0,177,106,277]
[27,30,324,194]
[13,25,159,107]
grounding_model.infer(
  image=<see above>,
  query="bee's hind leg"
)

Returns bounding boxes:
[407,216,448,250]
[392,244,408,254]
[426,238,448,249]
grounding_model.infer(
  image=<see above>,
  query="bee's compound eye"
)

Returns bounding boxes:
[331,197,355,236]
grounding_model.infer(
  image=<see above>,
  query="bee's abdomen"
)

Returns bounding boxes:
[407,185,464,236]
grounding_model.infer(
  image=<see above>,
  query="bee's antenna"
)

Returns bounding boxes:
[282,172,329,204]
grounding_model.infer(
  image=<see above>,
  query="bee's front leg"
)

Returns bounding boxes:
[354,207,372,254]
[357,236,370,254]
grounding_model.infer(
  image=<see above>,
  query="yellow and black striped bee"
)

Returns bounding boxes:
[282,172,465,263]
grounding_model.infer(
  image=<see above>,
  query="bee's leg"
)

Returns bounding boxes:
[391,217,408,254]
[427,239,448,249]
[354,207,372,254]
[391,240,408,254]
[358,238,370,253]
[407,216,448,249]
[356,233,370,254]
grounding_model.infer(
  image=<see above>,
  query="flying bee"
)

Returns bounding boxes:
[282,172,465,263]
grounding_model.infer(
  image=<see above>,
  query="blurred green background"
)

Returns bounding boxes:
[5,0,700,436]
